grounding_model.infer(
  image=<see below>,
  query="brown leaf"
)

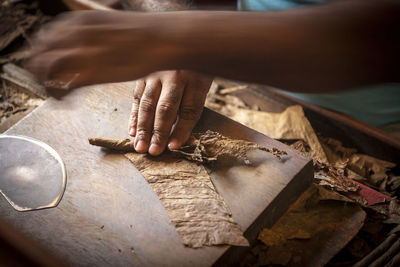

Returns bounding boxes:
[205,103,328,163]
[255,185,366,266]
[173,130,287,164]
[320,137,357,165]
[316,185,354,203]
[314,160,359,192]
[385,198,400,225]
[348,154,396,186]
[124,151,249,248]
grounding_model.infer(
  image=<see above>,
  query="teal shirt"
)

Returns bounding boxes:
[238,0,328,11]
[238,0,400,127]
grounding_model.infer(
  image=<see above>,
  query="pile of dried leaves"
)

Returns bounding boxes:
[242,184,366,266]
[320,136,399,197]
[206,81,400,266]
[0,0,48,64]
[0,82,29,121]
[0,1,47,132]
[206,82,399,198]
[0,81,42,131]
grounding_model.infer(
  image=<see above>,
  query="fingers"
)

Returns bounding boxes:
[149,81,184,155]
[135,80,161,153]
[130,71,211,156]
[168,87,207,150]
[129,80,145,136]
[168,74,212,149]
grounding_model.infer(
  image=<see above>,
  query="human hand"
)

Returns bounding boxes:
[26,10,181,89]
[129,70,213,156]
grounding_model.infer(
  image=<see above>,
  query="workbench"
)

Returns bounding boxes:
[0,82,313,266]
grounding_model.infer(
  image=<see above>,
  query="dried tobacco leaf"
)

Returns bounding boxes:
[316,185,354,203]
[205,100,328,163]
[206,87,399,195]
[285,139,359,193]
[255,184,366,267]
[348,154,396,187]
[319,137,357,164]
[258,228,311,247]
[124,151,249,248]
[88,131,287,164]
[173,130,287,164]
[314,160,359,192]
[88,131,260,248]
[384,198,400,225]
[318,137,398,195]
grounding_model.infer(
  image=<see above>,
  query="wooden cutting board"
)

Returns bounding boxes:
[1,82,313,266]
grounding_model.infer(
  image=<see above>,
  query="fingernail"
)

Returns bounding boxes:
[129,127,135,136]
[149,144,162,155]
[135,140,146,153]
[168,140,179,150]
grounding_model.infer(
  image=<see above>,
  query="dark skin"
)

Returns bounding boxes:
[129,70,211,154]
[27,0,400,154]
[121,0,214,155]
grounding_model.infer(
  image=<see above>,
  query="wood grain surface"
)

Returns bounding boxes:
[1,82,313,266]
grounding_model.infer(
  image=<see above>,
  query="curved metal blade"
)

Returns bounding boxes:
[0,135,67,211]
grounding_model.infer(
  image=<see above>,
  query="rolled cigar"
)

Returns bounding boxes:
[88,137,136,152]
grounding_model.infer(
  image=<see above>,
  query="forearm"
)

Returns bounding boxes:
[160,0,399,92]
[120,0,192,11]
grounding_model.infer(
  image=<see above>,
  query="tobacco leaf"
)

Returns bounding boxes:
[255,184,366,266]
[259,228,311,247]
[287,140,385,194]
[0,1,49,63]
[88,131,269,247]
[205,88,250,112]
[318,137,398,196]
[88,130,287,164]
[384,198,400,225]
[346,168,367,182]
[205,99,328,163]
[289,140,311,155]
[348,154,396,187]
[314,160,359,192]
[285,140,359,193]
[206,86,399,196]
[0,3,36,50]
[0,79,42,126]
[173,130,286,164]
[124,151,249,248]
[319,137,357,165]
[316,185,354,203]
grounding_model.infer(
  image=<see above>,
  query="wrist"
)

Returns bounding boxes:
[151,12,200,70]
[149,12,257,74]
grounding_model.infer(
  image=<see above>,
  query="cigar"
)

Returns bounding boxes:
[88,137,136,152]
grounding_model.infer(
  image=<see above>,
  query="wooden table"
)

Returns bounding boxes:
[1,82,313,266]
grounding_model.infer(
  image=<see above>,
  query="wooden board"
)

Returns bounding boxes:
[1,82,313,266]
